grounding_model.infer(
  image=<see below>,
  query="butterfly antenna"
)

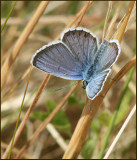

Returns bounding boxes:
[88,99,92,112]
[54,81,79,92]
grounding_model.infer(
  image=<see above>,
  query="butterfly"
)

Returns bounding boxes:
[31,27,121,101]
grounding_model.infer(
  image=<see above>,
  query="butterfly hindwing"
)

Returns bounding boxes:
[94,39,121,73]
[86,69,111,100]
[31,41,83,80]
[86,39,121,100]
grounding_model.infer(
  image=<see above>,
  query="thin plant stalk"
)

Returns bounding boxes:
[1,1,17,33]
[103,104,136,159]
[105,1,123,40]
[2,66,33,103]
[2,74,51,159]
[102,1,112,41]
[15,82,80,159]
[8,67,32,159]
[1,1,49,89]
[98,66,135,159]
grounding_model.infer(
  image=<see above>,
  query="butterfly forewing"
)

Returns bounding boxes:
[61,27,98,70]
[31,41,83,80]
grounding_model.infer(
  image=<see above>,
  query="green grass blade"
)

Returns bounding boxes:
[98,66,135,159]
[1,1,17,33]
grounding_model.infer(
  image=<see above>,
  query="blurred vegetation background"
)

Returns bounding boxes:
[1,1,136,159]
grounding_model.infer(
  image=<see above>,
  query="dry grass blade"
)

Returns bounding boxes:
[63,1,135,159]
[109,56,136,89]
[2,66,33,103]
[1,142,32,159]
[75,1,93,28]
[2,74,51,159]
[103,104,136,159]
[1,1,49,89]
[15,82,80,159]
[102,1,113,41]
[115,1,135,42]
[105,1,123,40]
[56,1,93,40]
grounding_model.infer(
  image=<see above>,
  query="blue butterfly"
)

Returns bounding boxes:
[31,27,121,100]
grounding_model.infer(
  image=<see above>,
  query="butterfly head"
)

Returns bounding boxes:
[82,80,88,89]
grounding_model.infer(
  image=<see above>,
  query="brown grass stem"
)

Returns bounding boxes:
[1,142,32,159]
[15,82,80,159]
[109,56,136,89]
[75,1,93,28]
[105,1,123,40]
[2,74,51,159]
[1,1,49,89]
[55,1,93,40]
[2,66,33,103]
[102,1,112,41]
[115,1,135,42]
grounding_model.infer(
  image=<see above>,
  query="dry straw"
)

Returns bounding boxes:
[1,1,49,89]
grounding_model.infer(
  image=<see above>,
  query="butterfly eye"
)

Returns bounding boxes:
[82,80,88,89]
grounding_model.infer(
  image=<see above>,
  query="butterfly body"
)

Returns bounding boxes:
[31,27,121,100]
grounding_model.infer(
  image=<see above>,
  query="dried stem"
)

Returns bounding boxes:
[75,1,93,28]
[102,1,112,41]
[1,142,32,159]
[105,1,123,40]
[2,74,51,159]
[1,1,49,89]
[2,66,33,102]
[15,82,80,159]
[115,1,135,42]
